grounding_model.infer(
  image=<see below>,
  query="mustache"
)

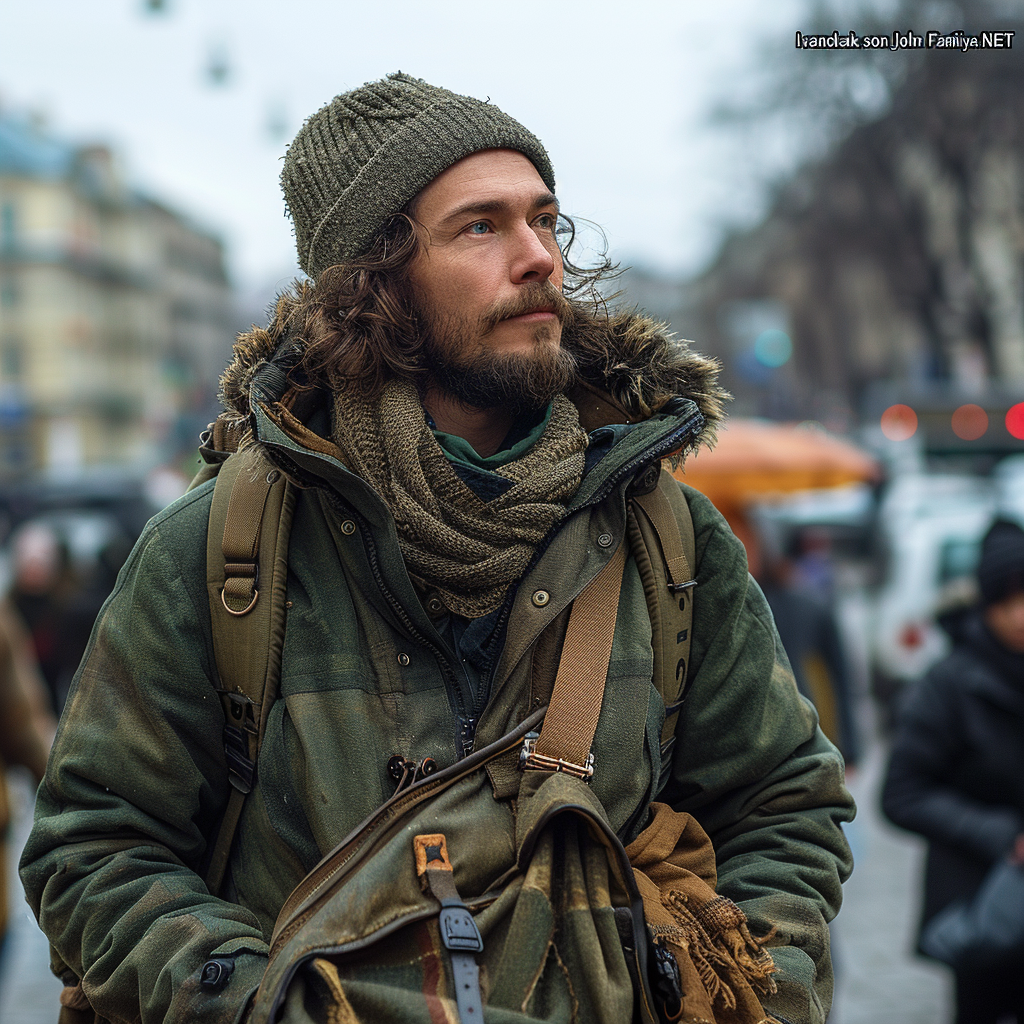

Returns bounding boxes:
[479,283,572,333]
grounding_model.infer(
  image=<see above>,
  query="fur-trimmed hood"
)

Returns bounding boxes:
[220,293,728,449]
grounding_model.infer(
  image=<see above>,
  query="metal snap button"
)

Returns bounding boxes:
[398,653,410,666]
[597,533,614,548]
[532,590,551,607]
[341,520,356,535]
[266,469,280,484]
[426,596,445,615]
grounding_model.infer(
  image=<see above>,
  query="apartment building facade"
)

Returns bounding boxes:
[0,110,234,478]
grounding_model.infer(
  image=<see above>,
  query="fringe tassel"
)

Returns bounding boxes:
[660,890,779,1009]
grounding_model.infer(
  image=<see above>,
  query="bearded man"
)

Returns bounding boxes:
[21,74,853,1024]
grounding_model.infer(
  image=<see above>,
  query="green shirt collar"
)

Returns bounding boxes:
[430,403,553,473]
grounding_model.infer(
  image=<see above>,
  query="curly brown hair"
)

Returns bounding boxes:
[274,212,619,395]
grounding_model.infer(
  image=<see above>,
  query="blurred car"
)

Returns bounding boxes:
[870,472,998,720]
[0,466,163,549]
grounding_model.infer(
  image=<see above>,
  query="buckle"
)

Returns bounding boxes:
[438,906,483,953]
[667,579,697,594]
[518,732,595,781]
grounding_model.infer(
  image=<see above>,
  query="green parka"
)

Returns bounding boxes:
[20,311,854,1024]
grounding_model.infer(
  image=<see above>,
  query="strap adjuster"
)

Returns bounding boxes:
[439,907,483,953]
[519,732,595,781]
[667,578,697,594]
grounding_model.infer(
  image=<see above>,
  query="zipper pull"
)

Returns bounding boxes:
[457,716,477,758]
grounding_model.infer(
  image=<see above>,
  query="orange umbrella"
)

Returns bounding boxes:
[675,419,880,576]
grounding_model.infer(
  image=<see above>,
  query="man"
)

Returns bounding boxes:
[883,518,1024,1024]
[21,73,853,1024]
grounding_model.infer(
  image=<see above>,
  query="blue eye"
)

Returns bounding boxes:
[467,222,490,234]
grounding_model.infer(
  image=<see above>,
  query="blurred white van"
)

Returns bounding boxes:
[871,473,996,713]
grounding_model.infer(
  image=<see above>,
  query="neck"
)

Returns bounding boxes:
[422,386,515,458]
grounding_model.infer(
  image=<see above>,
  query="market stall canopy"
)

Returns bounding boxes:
[675,418,881,576]
[676,418,880,505]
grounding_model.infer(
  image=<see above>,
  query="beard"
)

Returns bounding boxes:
[417,283,578,416]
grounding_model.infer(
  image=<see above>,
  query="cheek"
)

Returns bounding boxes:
[551,247,565,291]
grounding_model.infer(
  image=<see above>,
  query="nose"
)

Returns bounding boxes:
[509,223,557,285]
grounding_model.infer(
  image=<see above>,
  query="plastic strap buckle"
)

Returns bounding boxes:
[438,906,484,954]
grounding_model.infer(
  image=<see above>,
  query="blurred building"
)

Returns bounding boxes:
[636,3,1024,445]
[0,108,234,479]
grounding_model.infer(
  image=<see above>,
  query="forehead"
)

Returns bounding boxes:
[410,149,555,225]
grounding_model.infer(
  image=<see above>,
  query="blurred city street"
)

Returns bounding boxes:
[1,1,1023,1021]
[0,728,954,1024]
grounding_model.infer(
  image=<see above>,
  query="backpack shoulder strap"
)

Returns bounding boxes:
[627,466,696,772]
[203,446,296,894]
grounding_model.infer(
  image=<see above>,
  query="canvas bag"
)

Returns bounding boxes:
[245,540,778,1024]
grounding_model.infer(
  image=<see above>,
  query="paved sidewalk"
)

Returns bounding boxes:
[830,744,952,1024]
[1,773,63,1023]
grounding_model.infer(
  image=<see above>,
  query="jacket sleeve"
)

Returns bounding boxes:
[880,667,1022,863]
[19,488,268,1024]
[663,486,855,1024]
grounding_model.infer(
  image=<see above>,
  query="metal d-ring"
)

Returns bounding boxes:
[221,588,259,616]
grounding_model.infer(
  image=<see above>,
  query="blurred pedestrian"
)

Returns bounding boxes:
[8,522,96,717]
[882,518,1024,1024]
[0,599,55,984]
[758,541,861,770]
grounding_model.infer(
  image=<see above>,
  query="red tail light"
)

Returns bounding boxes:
[899,623,925,649]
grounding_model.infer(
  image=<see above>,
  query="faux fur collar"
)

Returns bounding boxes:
[220,292,727,449]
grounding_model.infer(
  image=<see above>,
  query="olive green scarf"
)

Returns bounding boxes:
[331,380,588,617]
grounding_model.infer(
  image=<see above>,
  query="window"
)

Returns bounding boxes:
[0,201,16,249]
[937,537,980,585]
[1,337,23,379]
[0,275,19,307]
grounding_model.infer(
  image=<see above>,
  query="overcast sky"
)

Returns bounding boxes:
[0,0,810,293]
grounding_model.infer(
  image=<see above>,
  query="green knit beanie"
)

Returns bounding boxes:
[282,72,557,279]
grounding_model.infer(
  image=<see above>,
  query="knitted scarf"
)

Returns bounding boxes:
[331,380,588,617]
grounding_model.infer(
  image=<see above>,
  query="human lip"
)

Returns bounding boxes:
[503,306,557,323]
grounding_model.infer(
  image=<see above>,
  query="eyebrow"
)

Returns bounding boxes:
[439,191,559,227]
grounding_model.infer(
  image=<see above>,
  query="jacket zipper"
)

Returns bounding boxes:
[582,410,703,511]
[354,516,477,757]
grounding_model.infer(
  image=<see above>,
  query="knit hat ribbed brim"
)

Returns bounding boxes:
[978,518,1024,606]
[282,72,556,279]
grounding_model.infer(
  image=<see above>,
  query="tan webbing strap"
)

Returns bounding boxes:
[204,448,296,895]
[220,456,280,614]
[205,789,246,898]
[526,541,628,779]
[632,473,693,590]
[628,469,696,753]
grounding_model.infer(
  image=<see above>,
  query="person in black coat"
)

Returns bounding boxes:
[882,518,1024,1024]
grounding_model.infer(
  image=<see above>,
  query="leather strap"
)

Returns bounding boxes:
[414,834,484,1024]
[527,540,628,778]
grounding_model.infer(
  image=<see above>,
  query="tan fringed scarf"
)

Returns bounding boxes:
[627,802,778,1024]
[331,380,588,617]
